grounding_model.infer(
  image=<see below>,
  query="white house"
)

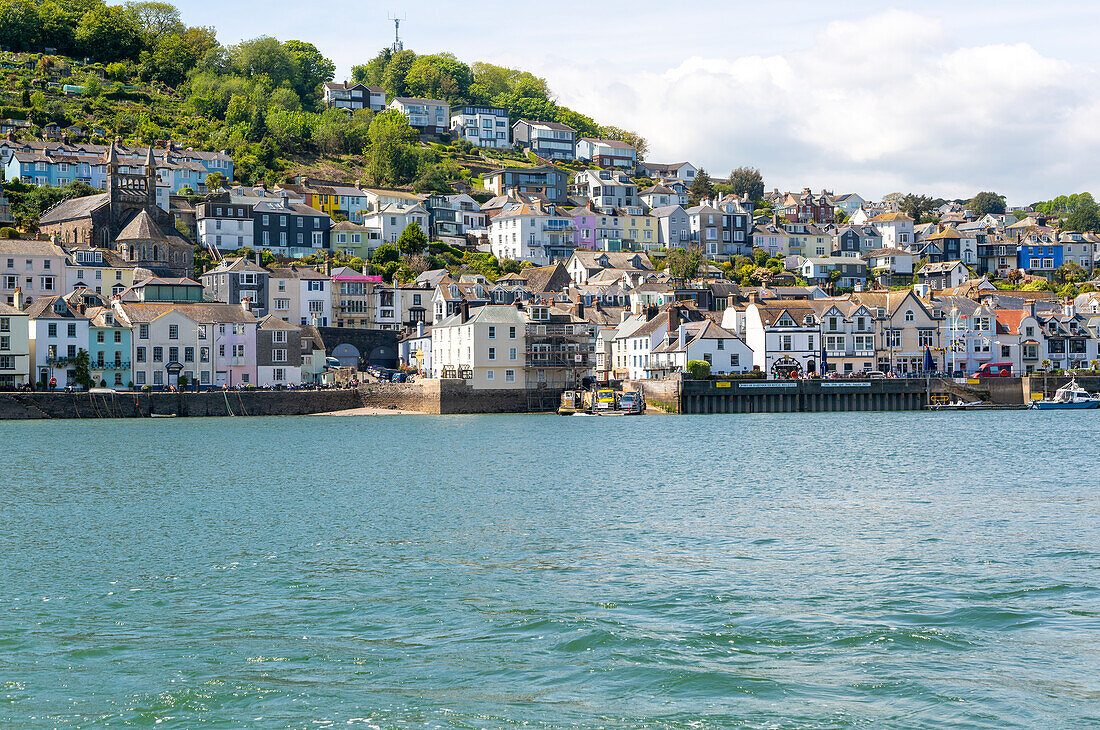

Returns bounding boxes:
[488,200,576,266]
[450,105,510,148]
[431,304,526,389]
[362,203,430,244]
[387,97,450,135]
[638,161,697,183]
[744,302,822,377]
[868,211,915,249]
[650,319,752,376]
[25,292,91,389]
[917,261,969,290]
[323,82,385,112]
[574,138,637,168]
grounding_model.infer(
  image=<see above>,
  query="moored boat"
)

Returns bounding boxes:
[1030,380,1100,410]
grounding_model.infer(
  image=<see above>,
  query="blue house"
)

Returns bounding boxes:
[1017,240,1063,278]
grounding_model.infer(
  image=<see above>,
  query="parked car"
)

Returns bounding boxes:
[973,362,1013,378]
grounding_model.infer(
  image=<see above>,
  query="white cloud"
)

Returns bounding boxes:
[534,9,1097,203]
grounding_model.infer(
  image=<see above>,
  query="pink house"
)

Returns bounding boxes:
[570,208,599,250]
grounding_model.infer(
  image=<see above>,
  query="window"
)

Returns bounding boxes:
[505,369,515,383]
[486,370,495,381]
[509,326,516,339]
[275,298,289,310]
[918,330,933,347]
[488,347,496,360]
[96,330,105,344]
[184,347,194,362]
[273,330,287,343]
[41,276,55,291]
[136,371,146,385]
[153,347,163,362]
[169,324,178,339]
[48,323,57,337]
[139,324,149,339]
[488,326,496,339]
[273,349,287,362]
[153,370,163,385]
[168,346,179,363]
[509,347,517,360]
[66,323,76,338]
[308,280,324,291]
[136,347,146,362]
[886,330,901,348]
[781,334,792,351]
[730,354,739,367]
[904,310,914,322]
[200,347,210,362]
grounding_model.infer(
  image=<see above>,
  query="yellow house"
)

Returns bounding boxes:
[623,214,657,250]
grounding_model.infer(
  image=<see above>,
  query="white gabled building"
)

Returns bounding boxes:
[488,200,576,266]
[431,304,527,389]
[744,302,822,378]
[362,202,430,244]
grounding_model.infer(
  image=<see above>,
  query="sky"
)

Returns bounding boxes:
[171,0,1100,205]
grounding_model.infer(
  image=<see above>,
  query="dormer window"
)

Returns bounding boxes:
[53,301,65,314]
[803,315,815,326]
[777,315,794,327]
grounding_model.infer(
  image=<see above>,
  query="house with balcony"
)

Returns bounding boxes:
[362,202,430,244]
[575,138,637,169]
[482,166,569,204]
[387,97,450,135]
[570,169,639,212]
[25,292,92,389]
[917,261,969,290]
[799,257,867,289]
[488,200,576,266]
[331,221,379,261]
[566,250,655,286]
[783,222,833,258]
[431,303,528,388]
[330,266,382,329]
[425,194,464,244]
[450,105,510,149]
[851,289,945,374]
[833,225,882,258]
[866,247,915,287]
[519,301,595,389]
[323,82,386,112]
[511,119,576,160]
[446,194,488,233]
[1017,239,1064,279]
[86,303,131,389]
[868,211,914,249]
[638,162,697,183]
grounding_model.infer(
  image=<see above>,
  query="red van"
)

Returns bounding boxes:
[972,362,1013,378]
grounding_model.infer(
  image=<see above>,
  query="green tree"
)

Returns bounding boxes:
[72,348,93,390]
[125,1,183,43]
[1054,262,1088,284]
[688,168,715,204]
[665,245,703,280]
[968,191,1006,216]
[372,243,400,266]
[366,110,417,186]
[381,49,417,98]
[898,193,935,222]
[76,4,144,63]
[352,48,392,86]
[81,71,101,98]
[396,221,428,257]
[1065,202,1100,232]
[404,53,473,104]
[686,359,711,380]
[205,171,226,190]
[284,39,335,109]
[727,166,764,201]
[0,0,42,52]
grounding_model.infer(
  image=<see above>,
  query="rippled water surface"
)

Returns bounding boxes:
[3,412,1099,728]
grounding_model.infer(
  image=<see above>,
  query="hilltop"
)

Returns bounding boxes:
[0,1,646,201]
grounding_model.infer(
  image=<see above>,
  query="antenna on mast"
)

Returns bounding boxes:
[387,12,406,53]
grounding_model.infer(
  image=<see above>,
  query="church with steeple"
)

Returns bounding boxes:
[37,140,193,278]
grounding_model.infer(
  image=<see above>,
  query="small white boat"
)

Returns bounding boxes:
[1030,380,1100,410]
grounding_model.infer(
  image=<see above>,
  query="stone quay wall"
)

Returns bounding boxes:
[0,389,362,420]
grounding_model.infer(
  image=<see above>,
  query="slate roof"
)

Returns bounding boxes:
[38,193,110,224]
[116,210,168,242]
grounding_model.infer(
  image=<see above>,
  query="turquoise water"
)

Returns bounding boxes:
[2,412,1099,728]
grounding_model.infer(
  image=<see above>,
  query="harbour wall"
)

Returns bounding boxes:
[681,378,934,414]
[358,379,563,415]
[0,389,362,419]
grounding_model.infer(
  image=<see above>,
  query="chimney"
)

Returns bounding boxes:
[241,296,252,312]
[416,321,424,337]
[1028,301,1036,318]
[574,300,584,319]
[620,310,629,323]
[13,287,22,311]
[254,250,262,267]
[669,305,680,331]
[1064,303,1075,317]
[460,299,470,323]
